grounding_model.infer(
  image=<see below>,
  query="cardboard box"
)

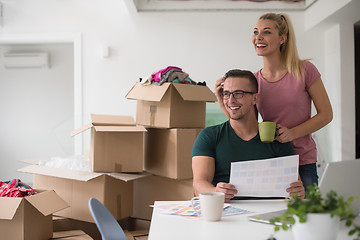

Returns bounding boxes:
[51,230,93,240]
[125,230,149,240]
[126,82,217,128]
[53,216,149,240]
[144,128,202,179]
[18,164,149,223]
[0,190,69,240]
[53,216,101,240]
[133,175,194,220]
[71,114,147,173]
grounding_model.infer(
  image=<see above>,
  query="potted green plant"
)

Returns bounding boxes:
[268,184,360,240]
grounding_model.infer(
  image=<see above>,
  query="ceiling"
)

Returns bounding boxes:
[131,0,317,12]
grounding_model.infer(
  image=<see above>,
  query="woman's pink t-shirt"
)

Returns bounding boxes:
[255,61,321,166]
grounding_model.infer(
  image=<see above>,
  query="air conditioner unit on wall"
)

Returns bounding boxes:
[3,52,50,69]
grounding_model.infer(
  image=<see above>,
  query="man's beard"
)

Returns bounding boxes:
[229,114,244,121]
[228,110,245,121]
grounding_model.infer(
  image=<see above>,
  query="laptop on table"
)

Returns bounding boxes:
[248,159,360,225]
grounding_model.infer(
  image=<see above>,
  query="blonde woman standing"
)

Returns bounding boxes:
[215,13,333,191]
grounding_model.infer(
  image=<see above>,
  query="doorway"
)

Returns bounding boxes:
[355,21,360,158]
[0,33,82,184]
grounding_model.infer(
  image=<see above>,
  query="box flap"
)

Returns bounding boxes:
[26,190,69,216]
[19,158,48,165]
[0,197,23,220]
[124,230,134,240]
[93,125,147,133]
[128,229,149,237]
[17,165,150,182]
[172,83,217,102]
[123,229,149,240]
[52,230,87,239]
[70,123,93,137]
[90,114,135,126]
[107,172,151,182]
[125,82,171,101]
[17,165,103,182]
[70,115,136,137]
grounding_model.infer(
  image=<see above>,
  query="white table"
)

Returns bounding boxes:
[148,200,357,240]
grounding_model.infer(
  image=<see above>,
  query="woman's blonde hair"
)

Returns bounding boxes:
[259,13,305,79]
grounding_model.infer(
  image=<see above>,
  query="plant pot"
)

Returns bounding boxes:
[292,213,340,240]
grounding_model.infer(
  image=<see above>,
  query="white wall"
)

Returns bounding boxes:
[0,1,304,118]
[324,24,341,162]
[0,0,359,182]
[304,0,353,30]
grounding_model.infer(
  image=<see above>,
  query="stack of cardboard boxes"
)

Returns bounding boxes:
[14,81,216,239]
[126,82,217,220]
[18,114,149,239]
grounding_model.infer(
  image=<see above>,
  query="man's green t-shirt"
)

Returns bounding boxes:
[192,121,295,187]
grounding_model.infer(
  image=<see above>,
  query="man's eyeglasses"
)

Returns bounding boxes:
[221,90,257,100]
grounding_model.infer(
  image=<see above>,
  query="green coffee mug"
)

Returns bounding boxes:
[258,121,277,143]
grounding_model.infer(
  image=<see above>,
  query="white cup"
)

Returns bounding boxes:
[191,192,225,221]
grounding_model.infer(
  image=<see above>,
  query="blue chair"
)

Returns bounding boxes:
[88,198,127,240]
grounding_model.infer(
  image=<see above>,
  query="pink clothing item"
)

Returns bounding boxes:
[151,66,182,83]
[255,61,321,166]
[0,179,37,197]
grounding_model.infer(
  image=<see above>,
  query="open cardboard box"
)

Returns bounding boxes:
[53,217,101,240]
[144,128,202,179]
[71,114,147,173]
[126,82,217,128]
[18,164,150,223]
[0,189,69,240]
[53,216,149,240]
[51,230,93,240]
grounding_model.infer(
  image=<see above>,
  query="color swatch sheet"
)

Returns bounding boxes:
[156,201,251,218]
[229,155,299,198]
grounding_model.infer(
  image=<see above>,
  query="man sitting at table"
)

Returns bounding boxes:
[192,69,305,202]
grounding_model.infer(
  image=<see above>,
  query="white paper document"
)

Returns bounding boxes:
[229,155,299,198]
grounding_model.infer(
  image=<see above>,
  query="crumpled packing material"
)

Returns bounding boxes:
[39,155,91,172]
